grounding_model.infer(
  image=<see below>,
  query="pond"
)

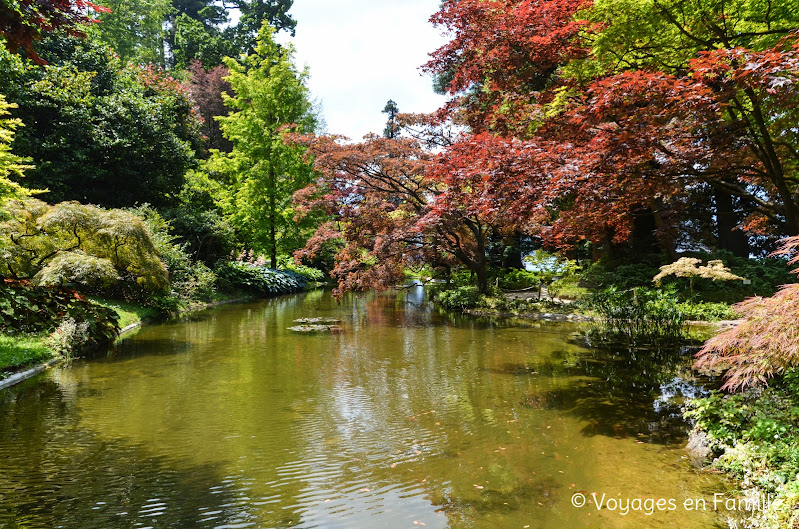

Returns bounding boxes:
[0,287,730,528]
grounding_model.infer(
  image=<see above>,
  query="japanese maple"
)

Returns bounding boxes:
[0,0,110,62]
[695,236,799,390]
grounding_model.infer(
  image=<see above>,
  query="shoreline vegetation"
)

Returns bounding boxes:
[2,1,799,527]
[0,266,323,383]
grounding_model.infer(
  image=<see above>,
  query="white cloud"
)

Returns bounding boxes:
[277,0,448,140]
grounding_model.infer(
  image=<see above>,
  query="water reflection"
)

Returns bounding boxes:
[0,288,728,528]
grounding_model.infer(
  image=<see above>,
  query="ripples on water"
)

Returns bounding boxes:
[0,287,728,528]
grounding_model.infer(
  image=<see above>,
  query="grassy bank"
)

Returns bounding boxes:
[0,333,52,375]
[0,296,155,379]
[88,297,161,329]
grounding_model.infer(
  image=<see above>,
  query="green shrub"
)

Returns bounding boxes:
[581,259,663,290]
[586,286,686,343]
[548,278,590,300]
[0,199,169,296]
[216,262,308,296]
[45,318,90,360]
[0,280,119,343]
[33,251,120,289]
[277,256,326,282]
[677,301,740,322]
[499,269,540,290]
[685,376,799,495]
[129,204,218,303]
[436,285,483,311]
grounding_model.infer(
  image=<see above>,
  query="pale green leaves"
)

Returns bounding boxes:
[0,199,168,293]
[653,257,744,286]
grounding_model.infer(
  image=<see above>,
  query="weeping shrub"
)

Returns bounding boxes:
[0,199,168,296]
[695,236,799,391]
[436,285,482,311]
[33,251,120,289]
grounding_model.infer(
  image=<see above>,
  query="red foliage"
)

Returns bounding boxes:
[291,134,437,297]
[424,0,799,249]
[0,0,110,63]
[695,236,799,391]
[424,0,592,134]
[293,132,543,295]
[187,61,233,152]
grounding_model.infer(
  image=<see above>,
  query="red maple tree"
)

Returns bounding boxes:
[0,0,110,62]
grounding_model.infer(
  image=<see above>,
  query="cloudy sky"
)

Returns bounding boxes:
[276,0,449,140]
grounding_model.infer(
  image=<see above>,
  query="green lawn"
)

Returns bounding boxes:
[88,297,160,329]
[0,333,52,373]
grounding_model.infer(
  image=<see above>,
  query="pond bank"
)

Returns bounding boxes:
[685,380,799,528]
[0,295,254,391]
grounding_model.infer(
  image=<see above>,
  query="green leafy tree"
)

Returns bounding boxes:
[3,34,201,208]
[0,94,33,215]
[209,24,316,268]
[225,0,296,56]
[89,0,173,66]
[0,199,169,295]
[166,0,295,69]
[172,14,229,70]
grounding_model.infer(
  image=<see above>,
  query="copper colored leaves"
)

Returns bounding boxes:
[695,236,799,390]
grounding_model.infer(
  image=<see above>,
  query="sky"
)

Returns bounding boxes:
[275,0,449,141]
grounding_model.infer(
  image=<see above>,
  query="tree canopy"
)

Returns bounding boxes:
[2,34,202,208]
[208,24,316,269]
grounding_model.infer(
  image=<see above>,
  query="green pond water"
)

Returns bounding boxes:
[0,287,731,528]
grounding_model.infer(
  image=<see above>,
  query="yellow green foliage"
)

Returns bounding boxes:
[0,199,168,293]
[653,257,744,286]
[0,94,34,213]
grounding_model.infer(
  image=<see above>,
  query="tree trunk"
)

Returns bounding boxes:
[650,202,678,262]
[714,189,750,257]
[474,261,488,294]
[268,165,278,269]
[473,233,489,294]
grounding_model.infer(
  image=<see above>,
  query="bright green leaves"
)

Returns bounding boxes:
[580,0,799,76]
[0,95,33,215]
[208,24,317,267]
[89,0,173,66]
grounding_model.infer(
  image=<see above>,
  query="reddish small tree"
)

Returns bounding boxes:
[187,60,233,153]
[695,236,799,391]
[293,131,542,295]
[0,0,109,62]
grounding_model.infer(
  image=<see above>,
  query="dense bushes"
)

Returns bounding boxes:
[2,34,201,209]
[685,375,799,527]
[0,280,119,343]
[586,287,686,343]
[583,252,794,303]
[277,256,326,283]
[130,205,218,304]
[216,262,308,296]
[436,285,482,311]
[677,301,740,322]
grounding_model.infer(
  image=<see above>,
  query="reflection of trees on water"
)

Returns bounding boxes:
[0,381,257,529]
[0,291,724,529]
[510,334,708,443]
